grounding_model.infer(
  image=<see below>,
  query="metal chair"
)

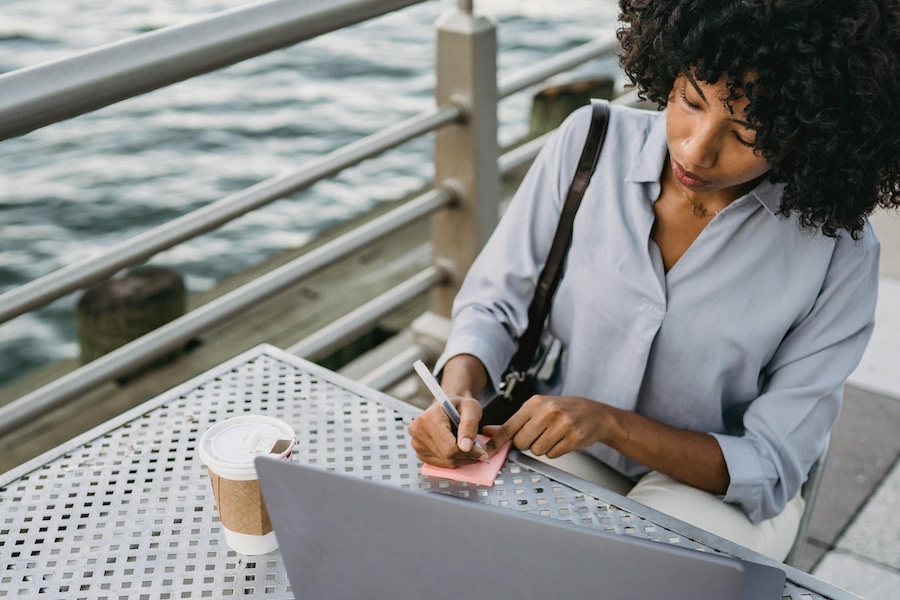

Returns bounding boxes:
[784,436,831,567]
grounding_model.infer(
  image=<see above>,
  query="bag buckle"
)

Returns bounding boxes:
[499,370,526,400]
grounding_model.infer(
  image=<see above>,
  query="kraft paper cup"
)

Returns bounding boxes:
[198,415,296,555]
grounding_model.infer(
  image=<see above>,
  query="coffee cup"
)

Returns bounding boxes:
[198,415,296,555]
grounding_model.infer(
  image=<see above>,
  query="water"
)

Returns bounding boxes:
[0,0,621,386]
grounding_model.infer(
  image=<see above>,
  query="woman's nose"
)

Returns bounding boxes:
[681,122,719,169]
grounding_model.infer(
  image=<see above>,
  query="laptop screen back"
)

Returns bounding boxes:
[256,457,785,600]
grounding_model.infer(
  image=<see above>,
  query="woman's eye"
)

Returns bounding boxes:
[679,87,702,110]
[733,131,756,148]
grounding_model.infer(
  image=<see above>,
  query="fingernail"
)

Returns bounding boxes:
[459,438,473,452]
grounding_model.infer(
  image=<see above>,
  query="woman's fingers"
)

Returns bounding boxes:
[485,395,605,458]
[408,397,486,467]
[482,405,530,455]
[453,396,484,457]
[409,393,603,465]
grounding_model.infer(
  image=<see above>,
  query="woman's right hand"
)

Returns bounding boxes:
[408,394,487,467]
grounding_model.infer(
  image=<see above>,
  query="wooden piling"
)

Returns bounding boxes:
[75,266,187,374]
[528,77,615,139]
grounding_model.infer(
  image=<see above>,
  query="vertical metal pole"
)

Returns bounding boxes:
[431,6,499,318]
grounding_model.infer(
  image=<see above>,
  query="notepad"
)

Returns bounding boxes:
[420,435,512,486]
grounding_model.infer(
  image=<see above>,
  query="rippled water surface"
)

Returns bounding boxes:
[0,0,620,385]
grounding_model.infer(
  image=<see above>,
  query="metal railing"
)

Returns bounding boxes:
[0,106,461,324]
[0,0,428,143]
[497,35,618,99]
[0,0,622,436]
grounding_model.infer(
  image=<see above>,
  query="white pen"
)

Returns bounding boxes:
[412,360,488,462]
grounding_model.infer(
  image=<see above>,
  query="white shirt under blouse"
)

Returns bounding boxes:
[436,103,879,523]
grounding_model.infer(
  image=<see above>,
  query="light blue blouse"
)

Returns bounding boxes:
[436,104,879,523]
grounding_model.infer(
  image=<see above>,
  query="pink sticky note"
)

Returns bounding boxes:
[420,435,512,487]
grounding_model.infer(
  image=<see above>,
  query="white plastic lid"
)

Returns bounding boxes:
[198,415,296,480]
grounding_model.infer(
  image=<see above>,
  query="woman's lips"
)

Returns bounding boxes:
[671,158,711,188]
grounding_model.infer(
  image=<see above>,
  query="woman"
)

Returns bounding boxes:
[409,0,900,560]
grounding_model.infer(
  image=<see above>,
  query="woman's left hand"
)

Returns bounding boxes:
[483,393,731,496]
[483,395,615,459]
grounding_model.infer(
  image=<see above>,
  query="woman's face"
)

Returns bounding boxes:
[666,73,771,201]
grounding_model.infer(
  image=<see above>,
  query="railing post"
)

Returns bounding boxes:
[431,3,499,319]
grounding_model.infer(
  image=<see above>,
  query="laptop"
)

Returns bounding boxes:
[256,457,785,600]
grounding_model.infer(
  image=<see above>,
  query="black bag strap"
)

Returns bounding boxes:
[504,99,610,383]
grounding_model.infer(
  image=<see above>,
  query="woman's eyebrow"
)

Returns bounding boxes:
[731,117,756,131]
[686,74,708,105]
[688,72,757,131]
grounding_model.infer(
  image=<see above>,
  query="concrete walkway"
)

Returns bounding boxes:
[809,210,900,599]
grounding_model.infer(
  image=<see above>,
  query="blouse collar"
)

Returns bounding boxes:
[625,110,785,219]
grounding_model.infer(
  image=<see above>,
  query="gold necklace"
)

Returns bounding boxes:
[681,189,719,219]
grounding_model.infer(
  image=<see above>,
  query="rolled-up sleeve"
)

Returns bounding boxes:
[712,227,879,523]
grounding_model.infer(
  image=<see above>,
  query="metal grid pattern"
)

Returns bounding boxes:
[1,345,832,599]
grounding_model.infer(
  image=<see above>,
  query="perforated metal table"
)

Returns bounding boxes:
[1,344,857,599]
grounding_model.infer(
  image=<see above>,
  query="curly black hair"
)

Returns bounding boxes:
[617,0,900,238]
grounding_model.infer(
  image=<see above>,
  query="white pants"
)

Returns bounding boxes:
[526,451,804,562]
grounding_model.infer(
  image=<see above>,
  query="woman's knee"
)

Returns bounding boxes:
[625,471,803,561]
